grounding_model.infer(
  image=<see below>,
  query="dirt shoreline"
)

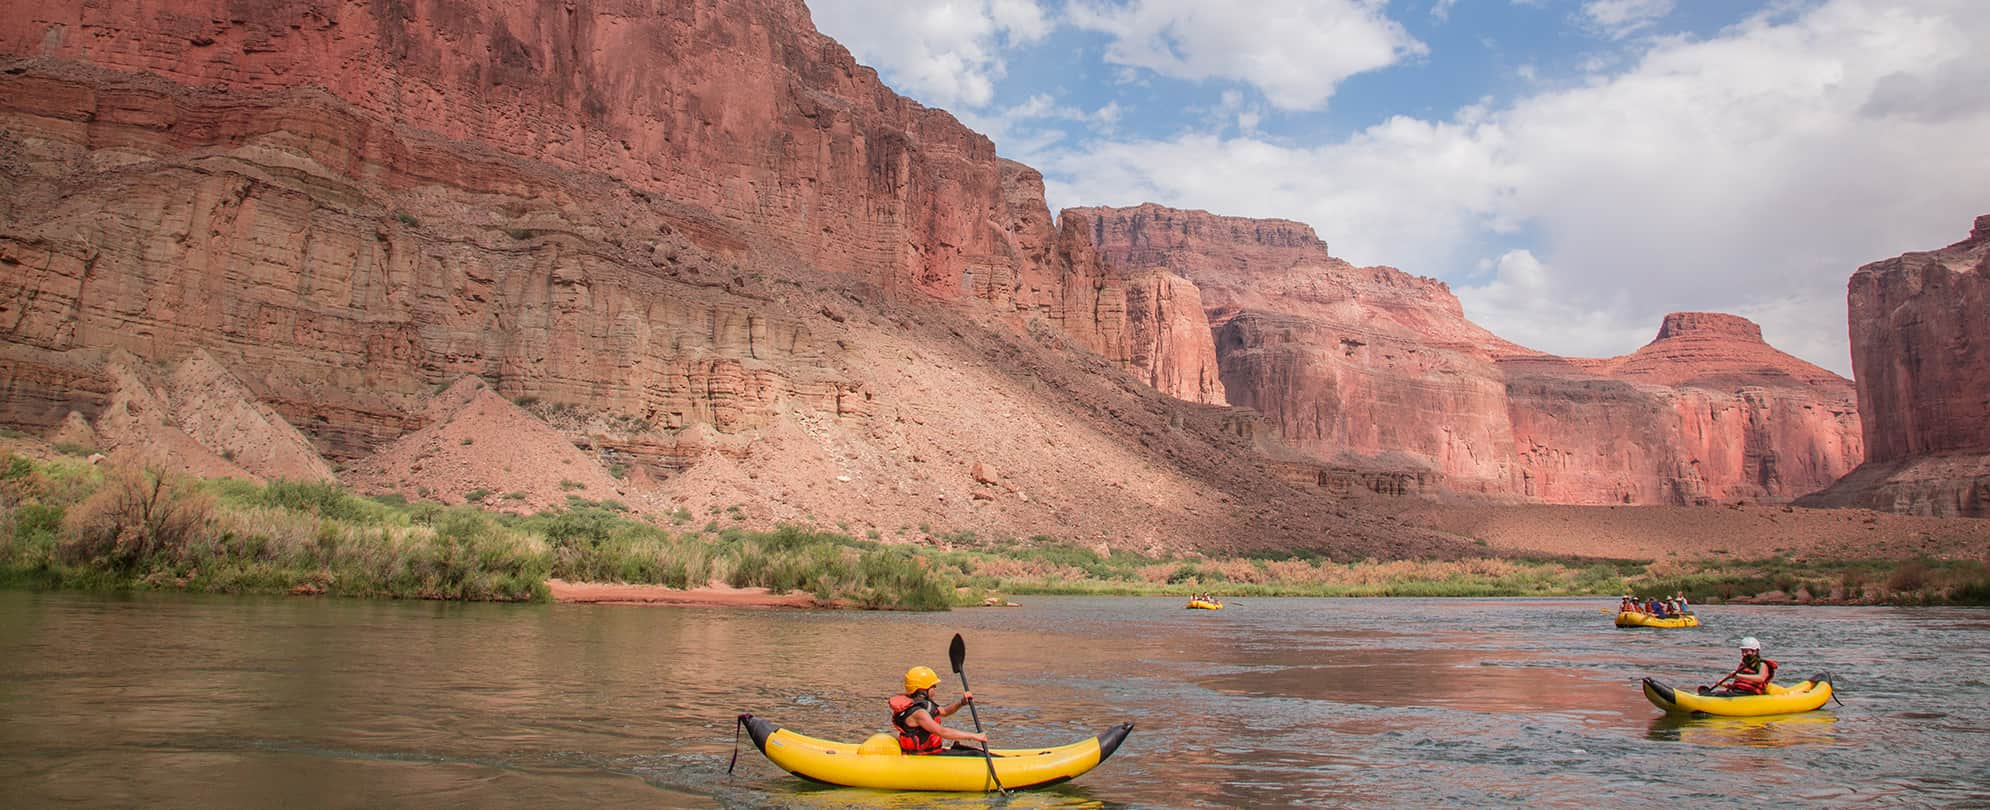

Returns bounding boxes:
[545,579,828,609]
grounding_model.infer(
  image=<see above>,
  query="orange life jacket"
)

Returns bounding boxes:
[889,694,943,754]
[1730,657,1778,695]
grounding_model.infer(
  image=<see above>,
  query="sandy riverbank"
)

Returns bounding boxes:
[546,579,827,608]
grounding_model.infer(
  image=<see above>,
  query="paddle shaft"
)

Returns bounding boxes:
[948,634,1008,796]
[1706,666,1744,691]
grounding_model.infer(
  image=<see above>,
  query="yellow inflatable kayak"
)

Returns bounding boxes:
[1641,673,1834,717]
[739,714,1133,791]
[1616,610,1699,628]
[1185,600,1223,610]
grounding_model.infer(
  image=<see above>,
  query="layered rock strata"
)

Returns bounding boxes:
[0,0,1028,304]
[1068,204,1864,504]
[1802,216,1990,516]
[0,0,1466,555]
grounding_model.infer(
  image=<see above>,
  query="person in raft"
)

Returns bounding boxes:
[1698,637,1778,696]
[891,666,989,755]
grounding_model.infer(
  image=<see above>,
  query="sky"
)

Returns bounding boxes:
[803,0,1990,376]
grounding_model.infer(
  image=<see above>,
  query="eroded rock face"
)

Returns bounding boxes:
[0,0,1476,557]
[1069,204,1864,504]
[0,0,1022,303]
[1502,314,1863,505]
[1802,215,1990,516]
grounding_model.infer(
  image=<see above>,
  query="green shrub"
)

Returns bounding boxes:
[60,467,213,572]
[3,455,35,481]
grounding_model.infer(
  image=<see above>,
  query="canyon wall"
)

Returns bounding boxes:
[0,0,1022,303]
[1802,215,1990,516]
[0,0,1876,518]
[1068,205,1864,504]
[0,0,1222,455]
[0,0,1458,555]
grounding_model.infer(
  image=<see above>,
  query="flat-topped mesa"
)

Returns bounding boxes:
[1073,203,1331,257]
[1606,312,1849,389]
[1062,204,1472,328]
[1654,312,1763,343]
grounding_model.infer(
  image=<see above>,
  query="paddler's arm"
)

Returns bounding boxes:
[913,709,988,744]
[935,691,972,718]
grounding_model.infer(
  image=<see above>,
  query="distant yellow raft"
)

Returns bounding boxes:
[740,715,1133,791]
[1642,674,1834,717]
[1616,610,1699,628]
[1185,600,1223,610]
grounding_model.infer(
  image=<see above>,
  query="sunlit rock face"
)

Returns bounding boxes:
[0,0,1864,517]
[1070,204,1864,505]
[0,0,1489,556]
[0,0,1009,458]
[1803,216,1990,516]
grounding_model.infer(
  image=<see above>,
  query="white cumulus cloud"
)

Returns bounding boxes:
[1039,0,1990,374]
[1580,0,1677,38]
[1065,0,1426,111]
[806,0,1050,109]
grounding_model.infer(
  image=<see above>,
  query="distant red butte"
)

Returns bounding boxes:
[1802,215,1990,516]
[1067,204,1863,505]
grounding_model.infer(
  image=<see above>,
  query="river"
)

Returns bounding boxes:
[2,592,1986,807]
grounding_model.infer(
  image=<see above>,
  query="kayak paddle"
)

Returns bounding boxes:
[949,633,1008,796]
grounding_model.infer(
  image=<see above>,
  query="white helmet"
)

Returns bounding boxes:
[1738,637,1761,651]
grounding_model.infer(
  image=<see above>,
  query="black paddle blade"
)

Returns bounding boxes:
[949,633,966,673]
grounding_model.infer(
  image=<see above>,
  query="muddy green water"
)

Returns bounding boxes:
[2,592,1987,808]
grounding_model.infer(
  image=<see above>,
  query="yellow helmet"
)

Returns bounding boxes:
[904,666,941,693]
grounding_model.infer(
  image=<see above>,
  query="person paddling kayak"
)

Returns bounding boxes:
[891,666,989,755]
[1698,637,1779,696]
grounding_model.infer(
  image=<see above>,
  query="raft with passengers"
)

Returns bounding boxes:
[1615,593,1698,628]
[1185,592,1224,610]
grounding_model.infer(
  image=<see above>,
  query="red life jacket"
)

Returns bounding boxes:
[889,694,943,754]
[1730,657,1778,694]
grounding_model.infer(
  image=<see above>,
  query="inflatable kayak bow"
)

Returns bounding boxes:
[1641,673,1834,716]
[1616,611,1699,628]
[736,714,1133,791]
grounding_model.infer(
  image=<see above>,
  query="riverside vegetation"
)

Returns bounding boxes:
[2,455,1984,608]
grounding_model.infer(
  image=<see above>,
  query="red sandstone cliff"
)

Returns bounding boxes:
[1067,205,1864,504]
[0,0,1030,304]
[1501,313,1862,504]
[1802,216,1990,516]
[0,0,1457,555]
[0,0,1886,549]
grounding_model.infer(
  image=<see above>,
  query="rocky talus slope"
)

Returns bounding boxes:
[1802,216,1990,516]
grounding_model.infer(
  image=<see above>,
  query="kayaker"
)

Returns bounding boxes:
[1699,637,1779,696]
[890,666,988,755]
